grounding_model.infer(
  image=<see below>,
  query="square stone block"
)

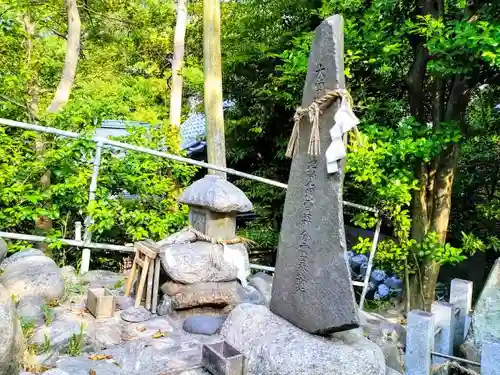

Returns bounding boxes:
[87,288,116,319]
[202,341,244,375]
[189,208,236,240]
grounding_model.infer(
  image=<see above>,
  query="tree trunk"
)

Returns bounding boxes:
[169,0,188,128]
[47,0,81,113]
[203,0,226,177]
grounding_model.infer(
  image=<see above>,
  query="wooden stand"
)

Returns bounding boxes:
[124,240,161,312]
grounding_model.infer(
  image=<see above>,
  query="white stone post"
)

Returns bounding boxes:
[431,302,456,373]
[449,278,473,346]
[406,310,435,375]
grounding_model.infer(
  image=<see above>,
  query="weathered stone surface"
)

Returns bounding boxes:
[156,295,173,316]
[17,295,46,327]
[157,229,197,248]
[116,295,134,311]
[0,248,44,271]
[270,15,359,334]
[80,270,125,289]
[56,357,122,375]
[0,283,23,375]
[99,336,203,374]
[221,304,385,375]
[120,306,152,322]
[31,317,89,352]
[41,369,70,375]
[170,306,233,320]
[0,255,65,302]
[179,175,253,213]
[248,272,273,305]
[183,316,226,335]
[462,258,500,362]
[161,241,248,284]
[0,237,7,264]
[163,281,242,309]
[237,285,266,305]
[360,310,405,373]
[60,266,79,284]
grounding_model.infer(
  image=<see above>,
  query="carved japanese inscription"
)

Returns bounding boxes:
[269,15,359,334]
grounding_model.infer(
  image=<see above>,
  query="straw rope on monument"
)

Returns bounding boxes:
[285,88,360,174]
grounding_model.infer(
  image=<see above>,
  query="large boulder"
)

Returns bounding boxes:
[220,304,385,375]
[0,237,8,264]
[0,284,23,375]
[0,254,65,302]
[0,248,44,272]
[17,295,46,327]
[160,241,249,284]
[461,258,500,363]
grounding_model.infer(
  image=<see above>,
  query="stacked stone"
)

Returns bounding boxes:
[158,175,265,318]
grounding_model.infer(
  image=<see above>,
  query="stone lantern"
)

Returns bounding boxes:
[179,175,253,241]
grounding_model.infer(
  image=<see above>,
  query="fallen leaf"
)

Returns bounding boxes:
[136,326,146,332]
[89,354,113,361]
[152,329,167,339]
[89,369,96,375]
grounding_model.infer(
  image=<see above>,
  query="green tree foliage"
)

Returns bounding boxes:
[215,0,499,308]
[0,0,197,267]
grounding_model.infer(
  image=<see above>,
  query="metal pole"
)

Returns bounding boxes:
[430,351,480,367]
[80,141,103,274]
[0,231,133,253]
[359,217,383,310]
[0,118,378,213]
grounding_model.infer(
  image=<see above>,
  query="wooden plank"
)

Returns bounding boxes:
[124,253,138,297]
[146,258,154,310]
[135,256,150,308]
[151,257,161,313]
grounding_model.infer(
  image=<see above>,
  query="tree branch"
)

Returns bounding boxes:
[47,0,81,113]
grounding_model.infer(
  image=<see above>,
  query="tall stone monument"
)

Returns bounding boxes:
[269,15,359,334]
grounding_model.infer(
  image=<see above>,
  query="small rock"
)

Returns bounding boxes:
[163,281,242,309]
[0,284,23,375]
[248,272,273,305]
[157,295,173,316]
[0,248,44,271]
[0,255,65,302]
[170,306,233,320]
[236,285,266,305]
[0,237,7,263]
[116,295,134,311]
[183,315,226,335]
[120,306,152,322]
[17,295,45,327]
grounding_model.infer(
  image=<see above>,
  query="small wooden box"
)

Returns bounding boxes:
[87,288,116,319]
[202,341,244,375]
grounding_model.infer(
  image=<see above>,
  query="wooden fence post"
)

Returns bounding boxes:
[449,278,473,347]
[431,302,456,373]
[406,310,435,375]
[481,340,500,375]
